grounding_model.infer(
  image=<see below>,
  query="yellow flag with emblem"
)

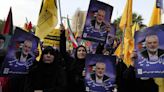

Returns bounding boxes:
[119,0,132,33]
[35,0,58,40]
[114,0,133,66]
[149,1,161,26]
[132,22,140,37]
[43,29,60,48]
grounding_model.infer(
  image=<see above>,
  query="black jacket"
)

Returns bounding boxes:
[116,59,127,92]
[66,58,86,92]
[91,19,106,31]
[123,66,158,92]
[15,51,33,61]
[141,49,164,60]
[24,61,67,92]
[90,73,110,83]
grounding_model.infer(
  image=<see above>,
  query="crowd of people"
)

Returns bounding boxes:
[0,24,161,92]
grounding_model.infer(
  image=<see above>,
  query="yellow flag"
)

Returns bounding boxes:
[114,0,133,66]
[119,0,132,32]
[36,43,42,61]
[149,2,161,26]
[132,22,140,37]
[43,29,60,48]
[35,0,58,40]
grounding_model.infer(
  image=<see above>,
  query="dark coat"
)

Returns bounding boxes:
[59,28,87,92]
[67,45,87,92]
[141,49,164,60]
[24,61,67,92]
[90,73,110,83]
[24,45,67,92]
[67,58,86,92]
[91,19,106,31]
[123,66,158,92]
[0,48,7,72]
[15,51,33,61]
[59,27,76,91]
[116,59,127,92]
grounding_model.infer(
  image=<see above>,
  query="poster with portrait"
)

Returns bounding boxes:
[104,24,117,54]
[89,42,99,54]
[85,54,116,92]
[2,27,39,75]
[88,24,116,54]
[82,0,113,43]
[105,24,116,45]
[156,0,163,9]
[134,24,164,77]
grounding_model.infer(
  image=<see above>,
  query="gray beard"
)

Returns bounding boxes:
[147,48,158,54]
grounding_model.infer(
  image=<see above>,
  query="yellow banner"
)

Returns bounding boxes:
[35,0,58,40]
[43,29,60,48]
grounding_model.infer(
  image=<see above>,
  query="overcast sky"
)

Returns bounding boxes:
[0,0,163,27]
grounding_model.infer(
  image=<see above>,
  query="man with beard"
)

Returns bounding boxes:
[86,62,113,92]
[7,40,35,74]
[90,62,110,83]
[141,34,164,63]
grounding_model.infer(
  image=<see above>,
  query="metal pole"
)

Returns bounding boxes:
[58,0,63,24]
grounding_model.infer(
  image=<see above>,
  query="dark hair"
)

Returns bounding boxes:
[74,45,87,59]
[96,61,106,66]
[0,34,5,41]
[97,7,106,12]
[145,32,159,42]
[146,32,158,38]
[40,46,59,63]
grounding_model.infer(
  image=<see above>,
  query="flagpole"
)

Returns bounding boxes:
[75,13,78,38]
[58,0,63,24]
[160,7,162,23]
[25,17,28,23]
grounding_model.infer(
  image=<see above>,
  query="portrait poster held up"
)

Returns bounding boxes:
[2,27,39,75]
[85,54,116,92]
[134,24,164,77]
[106,24,116,45]
[90,24,117,54]
[82,0,113,43]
